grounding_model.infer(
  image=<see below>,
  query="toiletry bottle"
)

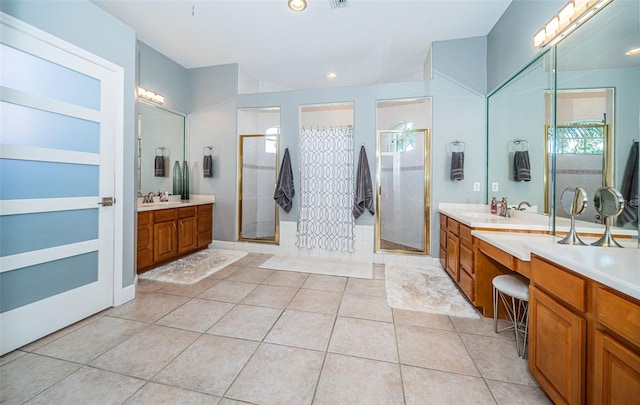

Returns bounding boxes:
[490,197,498,214]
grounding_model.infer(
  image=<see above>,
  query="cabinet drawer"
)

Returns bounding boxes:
[178,206,196,219]
[198,230,212,248]
[459,224,472,245]
[439,213,447,229]
[459,268,474,302]
[198,216,212,233]
[477,239,514,270]
[198,203,212,216]
[531,255,586,313]
[447,217,459,235]
[459,243,474,276]
[154,208,177,223]
[596,286,640,347]
[138,211,152,227]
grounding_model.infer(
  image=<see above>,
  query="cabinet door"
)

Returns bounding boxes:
[178,216,197,254]
[446,232,459,281]
[137,212,154,272]
[593,330,640,404]
[154,221,177,262]
[529,286,586,405]
[439,226,447,268]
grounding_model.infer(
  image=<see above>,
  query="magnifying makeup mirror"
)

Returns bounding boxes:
[558,186,588,245]
[591,187,625,248]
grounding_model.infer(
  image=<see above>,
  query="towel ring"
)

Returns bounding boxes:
[203,145,213,156]
[448,140,465,152]
[155,146,167,156]
[509,139,529,152]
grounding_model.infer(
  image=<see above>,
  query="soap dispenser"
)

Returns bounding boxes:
[490,197,498,214]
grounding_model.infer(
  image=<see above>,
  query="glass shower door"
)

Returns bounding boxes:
[376,129,430,254]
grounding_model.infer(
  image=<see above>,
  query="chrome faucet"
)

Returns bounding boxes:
[517,201,532,211]
[142,192,155,204]
[499,197,510,217]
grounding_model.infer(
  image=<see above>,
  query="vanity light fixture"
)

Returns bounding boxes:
[533,0,613,48]
[137,86,164,105]
[626,47,640,56]
[326,72,337,79]
[288,0,307,12]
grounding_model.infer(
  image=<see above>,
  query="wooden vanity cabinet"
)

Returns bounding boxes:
[197,204,213,248]
[529,254,640,405]
[177,207,197,254]
[137,211,154,270]
[153,208,178,263]
[439,214,447,269]
[137,203,214,273]
[440,215,476,304]
[592,285,640,404]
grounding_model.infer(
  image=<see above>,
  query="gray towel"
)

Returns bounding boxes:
[353,145,374,219]
[203,154,213,178]
[513,151,531,182]
[274,148,294,213]
[617,141,638,227]
[450,151,464,181]
[154,155,165,177]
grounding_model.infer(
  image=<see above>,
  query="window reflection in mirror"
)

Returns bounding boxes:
[137,100,186,195]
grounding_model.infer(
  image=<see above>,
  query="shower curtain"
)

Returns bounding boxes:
[297,127,355,252]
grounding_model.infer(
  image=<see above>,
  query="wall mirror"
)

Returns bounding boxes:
[554,0,638,232]
[486,51,552,217]
[237,107,281,244]
[137,100,186,195]
[487,0,639,237]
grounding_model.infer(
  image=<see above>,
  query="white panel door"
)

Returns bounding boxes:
[0,13,122,355]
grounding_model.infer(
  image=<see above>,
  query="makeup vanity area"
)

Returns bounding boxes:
[439,1,640,403]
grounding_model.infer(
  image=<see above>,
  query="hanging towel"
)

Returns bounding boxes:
[617,141,638,227]
[203,154,213,178]
[154,155,165,177]
[274,148,295,213]
[450,151,464,181]
[353,145,374,219]
[513,150,531,182]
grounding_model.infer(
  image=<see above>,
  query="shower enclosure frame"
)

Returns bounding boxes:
[375,128,431,255]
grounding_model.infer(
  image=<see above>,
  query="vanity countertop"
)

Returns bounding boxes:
[137,194,216,212]
[439,203,636,236]
[472,230,640,300]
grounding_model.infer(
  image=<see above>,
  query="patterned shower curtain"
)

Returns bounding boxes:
[296,127,355,252]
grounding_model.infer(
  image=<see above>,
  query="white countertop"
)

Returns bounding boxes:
[439,203,636,235]
[472,230,640,300]
[137,194,216,212]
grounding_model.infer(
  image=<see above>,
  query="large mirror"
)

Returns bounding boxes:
[487,51,552,216]
[137,100,186,195]
[487,0,639,235]
[238,134,279,243]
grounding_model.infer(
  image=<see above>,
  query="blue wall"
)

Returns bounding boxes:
[138,41,189,113]
[1,0,138,288]
[487,0,565,91]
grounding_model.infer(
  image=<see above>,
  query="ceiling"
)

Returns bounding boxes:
[92,0,512,91]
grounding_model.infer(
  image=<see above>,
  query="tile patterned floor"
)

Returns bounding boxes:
[0,253,552,405]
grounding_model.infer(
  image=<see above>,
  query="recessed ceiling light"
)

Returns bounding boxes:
[625,47,640,56]
[326,72,337,79]
[288,0,307,12]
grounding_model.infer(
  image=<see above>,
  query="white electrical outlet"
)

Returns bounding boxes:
[492,182,499,192]
[473,182,480,191]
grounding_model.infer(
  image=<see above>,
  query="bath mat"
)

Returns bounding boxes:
[259,255,372,279]
[139,249,247,284]
[385,263,480,318]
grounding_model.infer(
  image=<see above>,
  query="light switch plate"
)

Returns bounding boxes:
[492,182,499,192]
[473,182,480,191]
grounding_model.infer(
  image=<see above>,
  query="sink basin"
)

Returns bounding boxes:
[459,212,500,220]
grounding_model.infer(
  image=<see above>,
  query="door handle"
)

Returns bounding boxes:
[98,197,115,206]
